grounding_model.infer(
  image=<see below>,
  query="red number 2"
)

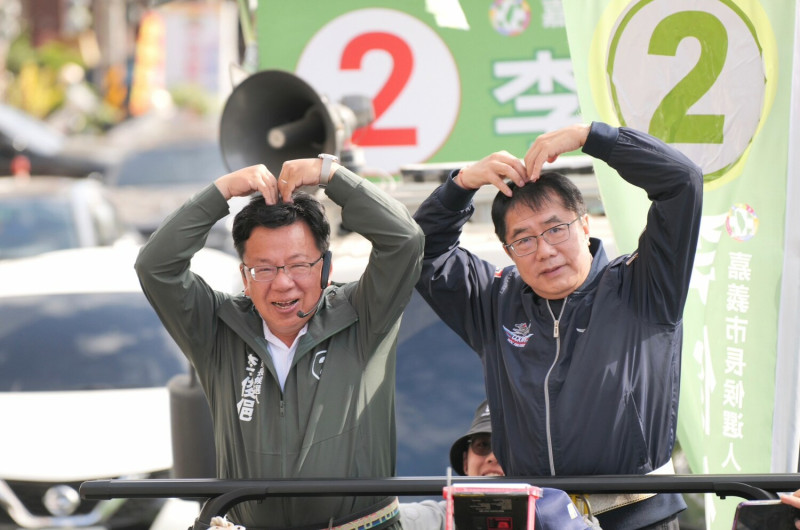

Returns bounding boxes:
[340,32,418,146]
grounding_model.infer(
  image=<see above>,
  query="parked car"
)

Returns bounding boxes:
[104,139,243,256]
[0,104,115,178]
[0,175,141,260]
[0,244,241,529]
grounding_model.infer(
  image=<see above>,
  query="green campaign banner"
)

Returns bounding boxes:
[255,1,579,174]
[561,0,799,527]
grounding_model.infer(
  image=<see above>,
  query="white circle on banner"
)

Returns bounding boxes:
[296,8,460,175]
[607,0,765,179]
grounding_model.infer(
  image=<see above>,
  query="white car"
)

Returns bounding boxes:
[0,243,241,529]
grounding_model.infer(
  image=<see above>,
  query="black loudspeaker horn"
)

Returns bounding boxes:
[219,69,373,172]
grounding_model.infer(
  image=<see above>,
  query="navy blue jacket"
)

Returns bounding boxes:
[413,122,702,529]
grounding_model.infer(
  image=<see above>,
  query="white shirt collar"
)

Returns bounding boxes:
[262,320,308,391]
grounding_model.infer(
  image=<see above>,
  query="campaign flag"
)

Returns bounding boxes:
[561,0,800,527]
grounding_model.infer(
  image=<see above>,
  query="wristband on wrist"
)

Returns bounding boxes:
[317,153,339,187]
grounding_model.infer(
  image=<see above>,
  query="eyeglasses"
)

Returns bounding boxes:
[504,217,581,257]
[243,254,324,282]
[468,434,492,456]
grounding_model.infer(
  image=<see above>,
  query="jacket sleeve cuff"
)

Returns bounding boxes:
[438,169,478,211]
[582,121,619,162]
[196,182,234,216]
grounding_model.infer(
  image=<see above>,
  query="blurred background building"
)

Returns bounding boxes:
[0,0,238,139]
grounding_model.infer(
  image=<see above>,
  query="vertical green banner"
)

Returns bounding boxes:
[255,1,578,174]
[561,0,797,528]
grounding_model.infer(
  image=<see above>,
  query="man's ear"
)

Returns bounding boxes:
[502,243,512,258]
[580,214,591,247]
[581,213,590,235]
[462,451,469,475]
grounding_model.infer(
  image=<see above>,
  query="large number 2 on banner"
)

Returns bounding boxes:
[604,0,770,182]
[647,11,726,144]
[340,32,418,147]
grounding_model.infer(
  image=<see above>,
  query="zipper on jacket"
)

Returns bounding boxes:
[279,396,291,522]
[280,398,287,477]
[544,297,567,475]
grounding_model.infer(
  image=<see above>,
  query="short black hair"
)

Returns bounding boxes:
[232,191,330,260]
[490,171,586,244]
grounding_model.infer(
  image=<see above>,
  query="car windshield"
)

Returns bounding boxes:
[0,196,79,259]
[112,143,228,187]
[0,292,188,391]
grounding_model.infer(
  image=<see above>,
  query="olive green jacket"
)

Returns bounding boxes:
[135,167,424,529]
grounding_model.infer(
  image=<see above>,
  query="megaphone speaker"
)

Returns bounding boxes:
[219,70,338,172]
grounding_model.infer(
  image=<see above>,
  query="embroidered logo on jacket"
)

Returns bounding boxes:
[503,322,533,348]
[237,353,263,422]
[311,350,327,380]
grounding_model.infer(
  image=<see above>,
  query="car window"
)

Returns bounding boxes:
[0,292,188,391]
[112,143,228,187]
[0,197,79,259]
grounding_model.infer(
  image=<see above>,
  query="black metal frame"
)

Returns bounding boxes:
[80,474,800,530]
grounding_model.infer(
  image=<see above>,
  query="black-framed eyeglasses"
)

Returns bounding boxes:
[243,254,324,282]
[468,434,492,456]
[504,216,582,257]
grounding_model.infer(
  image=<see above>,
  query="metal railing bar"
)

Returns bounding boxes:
[80,473,800,501]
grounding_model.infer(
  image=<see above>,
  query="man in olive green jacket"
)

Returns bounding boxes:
[135,157,424,530]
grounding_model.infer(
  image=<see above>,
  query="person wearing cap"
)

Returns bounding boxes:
[399,400,601,530]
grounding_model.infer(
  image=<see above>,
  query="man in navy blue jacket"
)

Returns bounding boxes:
[413,122,703,529]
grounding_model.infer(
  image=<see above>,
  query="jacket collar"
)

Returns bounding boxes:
[583,237,609,289]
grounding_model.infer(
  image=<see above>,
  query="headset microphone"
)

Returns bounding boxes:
[296,250,332,319]
[297,294,325,319]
